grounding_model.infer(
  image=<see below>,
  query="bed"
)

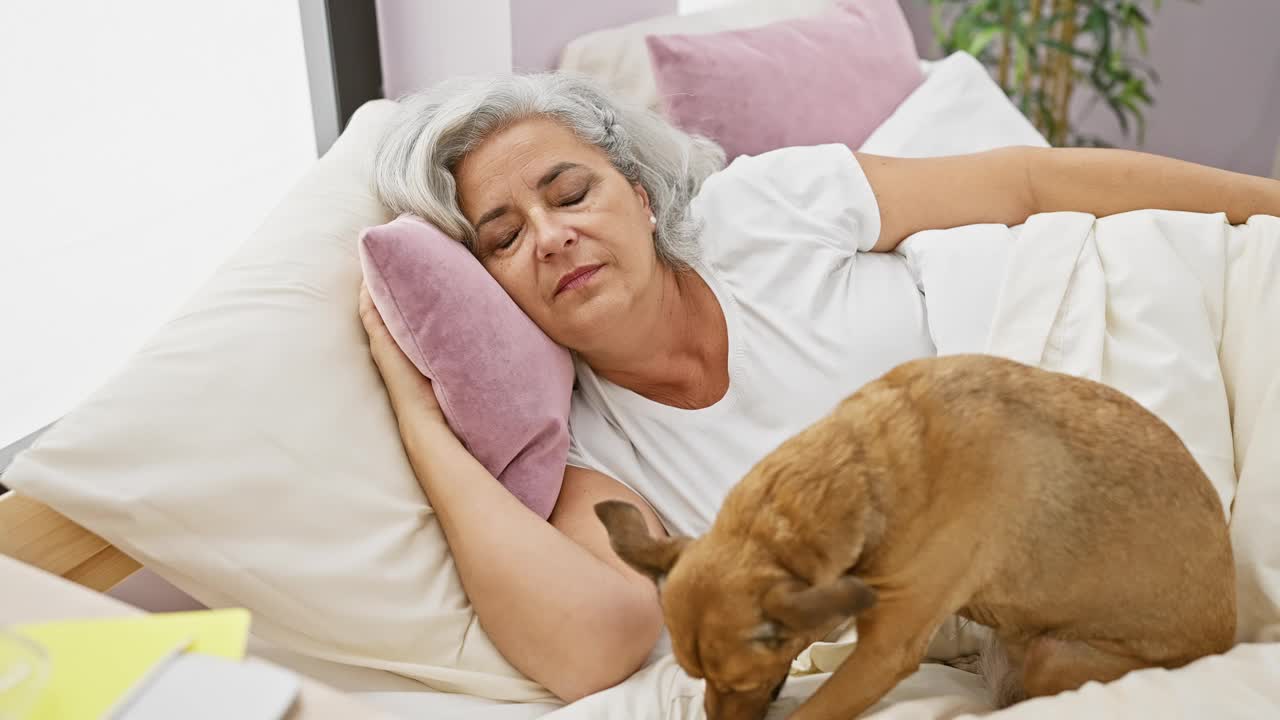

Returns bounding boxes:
[4,3,1279,719]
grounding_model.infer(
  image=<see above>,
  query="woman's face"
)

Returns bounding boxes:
[455,116,660,351]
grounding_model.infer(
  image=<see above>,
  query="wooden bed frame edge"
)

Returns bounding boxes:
[0,491,140,592]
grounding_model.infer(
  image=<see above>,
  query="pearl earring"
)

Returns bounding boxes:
[649,214,657,224]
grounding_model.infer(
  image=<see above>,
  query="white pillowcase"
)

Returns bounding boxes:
[4,100,552,703]
[869,51,1048,361]
[558,0,836,110]
[860,51,1049,156]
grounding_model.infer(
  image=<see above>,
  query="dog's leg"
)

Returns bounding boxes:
[1021,636,1154,698]
[942,653,982,674]
[981,633,1028,707]
[787,596,958,720]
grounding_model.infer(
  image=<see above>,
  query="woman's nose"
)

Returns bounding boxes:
[532,214,576,260]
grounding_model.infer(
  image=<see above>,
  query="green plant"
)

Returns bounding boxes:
[927,0,1180,147]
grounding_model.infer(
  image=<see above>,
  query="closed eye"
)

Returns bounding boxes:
[557,187,589,207]
[496,227,521,250]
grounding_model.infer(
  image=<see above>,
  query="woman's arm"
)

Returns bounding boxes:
[406,428,665,700]
[359,285,665,702]
[857,146,1280,252]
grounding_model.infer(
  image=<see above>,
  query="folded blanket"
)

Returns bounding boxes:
[912,210,1280,643]
[547,211,1280,719]
[928,210,1280,719]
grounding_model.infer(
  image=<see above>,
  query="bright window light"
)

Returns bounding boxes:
[0,2,317,448]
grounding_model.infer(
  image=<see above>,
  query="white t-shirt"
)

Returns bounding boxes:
[566,144,936,537]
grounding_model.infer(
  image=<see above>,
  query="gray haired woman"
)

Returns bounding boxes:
[360,72,1280,701]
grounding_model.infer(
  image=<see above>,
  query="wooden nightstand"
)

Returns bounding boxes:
[0,553,392,719]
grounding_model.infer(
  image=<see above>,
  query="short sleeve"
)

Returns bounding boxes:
[565,389,672,532]
[565,425,604,474]
[565,392,621,476]
[691,143,882,254]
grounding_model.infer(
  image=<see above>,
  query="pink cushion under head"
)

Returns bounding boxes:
[645,0,924,160]
[358,214,573,520]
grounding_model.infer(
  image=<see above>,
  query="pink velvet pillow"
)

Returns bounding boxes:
[358,214,573,520]
[645,0,924,160]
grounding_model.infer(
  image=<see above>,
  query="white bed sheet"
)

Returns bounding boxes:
[355,691,558,720]
[248,635,561,719]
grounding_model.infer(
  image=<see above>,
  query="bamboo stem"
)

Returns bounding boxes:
[1026,0,1044,135]
[1046,0,1058,143]
[999,3,1013,90]
[1056,0,1078,145]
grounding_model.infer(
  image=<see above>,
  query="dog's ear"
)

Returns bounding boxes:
[595,500,691,584]
[763,575,877,631]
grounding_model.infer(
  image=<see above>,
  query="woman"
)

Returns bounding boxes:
[359,72,1280,701]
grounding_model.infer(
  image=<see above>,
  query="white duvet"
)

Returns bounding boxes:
[545,210,1280,719]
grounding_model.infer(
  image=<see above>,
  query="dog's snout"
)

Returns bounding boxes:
[704,682,783,720]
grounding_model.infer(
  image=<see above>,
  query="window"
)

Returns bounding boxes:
[0,2,317,448]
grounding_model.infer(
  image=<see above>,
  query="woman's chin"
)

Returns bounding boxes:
[548,295,624,352]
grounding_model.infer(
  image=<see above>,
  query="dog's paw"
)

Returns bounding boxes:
[941,653,983,674]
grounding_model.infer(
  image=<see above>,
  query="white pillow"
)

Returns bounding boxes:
[4,100,552,703]
[866,51,1047,364]
[860,51,1049,156]
[558,0,836,110]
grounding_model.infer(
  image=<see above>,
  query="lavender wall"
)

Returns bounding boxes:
[375,0,676,98]
[901,1,1280,176]
[376,1,1278,176]
[509,0,677,72]
[1072,1,1280,178]
[375,0,512,100]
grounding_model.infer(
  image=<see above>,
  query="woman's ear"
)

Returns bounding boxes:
[633,182,652,216]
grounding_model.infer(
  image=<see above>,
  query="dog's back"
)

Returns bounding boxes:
[850,355,1235,675]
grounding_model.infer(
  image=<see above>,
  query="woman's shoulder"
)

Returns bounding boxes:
[691,143,882,263]
[697,144,870,199]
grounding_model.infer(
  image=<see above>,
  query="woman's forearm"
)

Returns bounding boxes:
[859,146,1280,253]
[400,419,661,701]
[1027,146,1280,224]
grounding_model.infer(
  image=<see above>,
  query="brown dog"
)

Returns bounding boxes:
[596,354,1235,720]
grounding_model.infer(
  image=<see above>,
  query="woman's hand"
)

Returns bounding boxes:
[358,281,447,429]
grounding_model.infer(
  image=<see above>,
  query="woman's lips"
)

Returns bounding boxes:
[555,264,602,295]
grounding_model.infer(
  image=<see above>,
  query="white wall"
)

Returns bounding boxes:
[0,2,317,448]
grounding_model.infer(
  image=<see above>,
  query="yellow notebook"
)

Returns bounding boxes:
[12,608,250,720]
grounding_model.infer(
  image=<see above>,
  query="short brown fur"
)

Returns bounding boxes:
[597,354,1235,720]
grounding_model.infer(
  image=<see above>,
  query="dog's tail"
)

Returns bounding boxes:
[979,632,1026,708]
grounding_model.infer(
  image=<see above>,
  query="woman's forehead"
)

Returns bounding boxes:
[456,117,608,214]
